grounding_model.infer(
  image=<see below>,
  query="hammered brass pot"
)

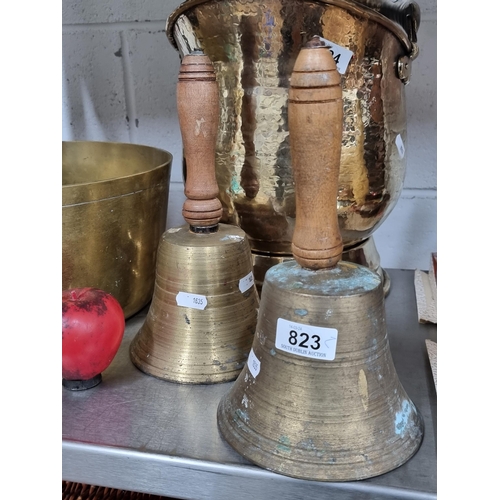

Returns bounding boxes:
[62,141,173,318]
[167,0,420,288]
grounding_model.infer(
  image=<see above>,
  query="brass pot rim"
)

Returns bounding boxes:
[62,140,173,206]
[62,140,173,188]
[166,0,420,58]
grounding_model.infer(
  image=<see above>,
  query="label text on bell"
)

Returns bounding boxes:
[276,318,338,361]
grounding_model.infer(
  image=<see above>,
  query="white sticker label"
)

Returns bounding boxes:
[239,271,255,293]
[395,134,405,158]
[176,292,207,310]
[247,348,261,378]
[319,37,354,75]
[275,318,338,361]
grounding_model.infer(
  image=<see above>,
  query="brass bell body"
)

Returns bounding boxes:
[130,223,258,384]
[217,39,423,481]
[217,260,424,480]
[130,51,259,384]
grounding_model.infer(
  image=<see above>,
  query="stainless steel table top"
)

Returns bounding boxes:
[62,269,437,500]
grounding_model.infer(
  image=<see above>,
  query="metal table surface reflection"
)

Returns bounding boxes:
[62,269,437,500]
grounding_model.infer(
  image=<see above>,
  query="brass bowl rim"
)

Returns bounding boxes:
[166,0,419,57]
[62,140,173,190]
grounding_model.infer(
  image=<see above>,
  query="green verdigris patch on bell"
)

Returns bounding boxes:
[266,260,382,296]
[276,435,291,454]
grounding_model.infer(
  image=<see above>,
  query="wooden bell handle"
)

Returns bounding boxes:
[289,37,344,269]
[177,50,223,229]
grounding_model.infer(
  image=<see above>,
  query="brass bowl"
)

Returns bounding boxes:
[62,141,173,318]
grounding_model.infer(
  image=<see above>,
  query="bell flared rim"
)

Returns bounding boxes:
[216,373,425,481]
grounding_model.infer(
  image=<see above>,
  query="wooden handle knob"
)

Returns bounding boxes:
[177,51,223,229]
[289,37,343,269]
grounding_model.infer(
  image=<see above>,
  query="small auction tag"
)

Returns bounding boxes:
[176,292,208,310]
[319,37,353,75]
[275,318,338,361]
[247,348,260,378]
[239,271,255,293]
[395,134,405,158]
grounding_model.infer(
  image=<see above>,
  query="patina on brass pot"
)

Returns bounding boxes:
[62,141,172,318]
[167,0,420,290]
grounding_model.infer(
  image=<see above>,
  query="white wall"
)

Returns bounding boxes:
[62,0,436,271]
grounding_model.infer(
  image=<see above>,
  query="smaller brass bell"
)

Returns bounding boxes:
[217,37,423,481]
[130,51,259,384]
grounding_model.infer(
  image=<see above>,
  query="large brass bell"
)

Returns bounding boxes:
[130,51,259,384]
[217,38,424,481]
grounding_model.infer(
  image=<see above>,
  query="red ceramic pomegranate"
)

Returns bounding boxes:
[62,287,125,390]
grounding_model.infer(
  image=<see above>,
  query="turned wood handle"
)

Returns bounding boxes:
[177,51,223,228]
[289,37,344,269]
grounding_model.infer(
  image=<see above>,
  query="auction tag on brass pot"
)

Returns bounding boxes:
[396,134,405,158]
[319,37,353,75]
[239,271,255,293]
[176,292,208,310]
[275,318,338,360]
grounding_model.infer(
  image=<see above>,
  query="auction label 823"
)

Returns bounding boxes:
[275,318,338,361]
